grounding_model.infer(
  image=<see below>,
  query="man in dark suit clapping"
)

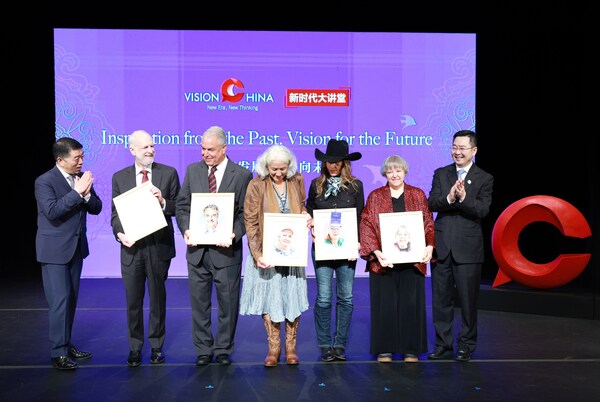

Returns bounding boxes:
[34,137,103,370]
[111,130,181,367]
[176,126,252,366]
[427,130,494,362]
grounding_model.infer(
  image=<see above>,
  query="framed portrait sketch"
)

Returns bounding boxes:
[379,211,425,264]
[313,208,359,261]
[262,213,309,267]
[188,193,234,245]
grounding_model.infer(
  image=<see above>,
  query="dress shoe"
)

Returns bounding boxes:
[404,353,419,363]
[333,347,347,361]
[427,346,453,360]
[320,347,335,362]
[455,348,472,362]
[51,355,78,370]
[150,348,165,364]
[196,355,213,366]
[377,353,392,363]
[127,350,142,367]
[215,354,231,365]
[68,345,92,360]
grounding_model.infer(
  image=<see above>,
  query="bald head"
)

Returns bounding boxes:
[129,130,155,168]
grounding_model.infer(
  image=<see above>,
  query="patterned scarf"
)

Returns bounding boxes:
[324,176,342,199]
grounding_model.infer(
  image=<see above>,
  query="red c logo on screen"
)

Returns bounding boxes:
[491,195,591,289]
[221,78,244,103]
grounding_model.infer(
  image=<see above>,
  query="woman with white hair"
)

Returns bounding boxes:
[240,145,312,367]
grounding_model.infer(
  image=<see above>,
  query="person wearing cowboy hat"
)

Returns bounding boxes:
[306,139,365,362]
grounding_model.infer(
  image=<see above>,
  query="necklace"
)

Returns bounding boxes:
[272,180,289,213]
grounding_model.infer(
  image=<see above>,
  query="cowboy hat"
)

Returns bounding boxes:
[315,139,362,163]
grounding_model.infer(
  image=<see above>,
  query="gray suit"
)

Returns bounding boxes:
[111,162,180,352]
[176,158,252,357]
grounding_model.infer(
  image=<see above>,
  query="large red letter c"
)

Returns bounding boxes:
[491,195,591,289]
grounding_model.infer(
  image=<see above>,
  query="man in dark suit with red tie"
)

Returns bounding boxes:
[427,130,494,362]
[111,130,181,367]
[176,125,252,366]
[34,137,103,370]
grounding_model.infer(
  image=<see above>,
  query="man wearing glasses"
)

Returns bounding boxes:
[427,129,494,362]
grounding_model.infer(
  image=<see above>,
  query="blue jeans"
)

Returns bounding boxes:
[313,256,356,350]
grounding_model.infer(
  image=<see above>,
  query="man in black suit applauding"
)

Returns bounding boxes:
[427,130,494,362]
[34,137,103,370]
[176,126,252,366]
[111,130,181,367]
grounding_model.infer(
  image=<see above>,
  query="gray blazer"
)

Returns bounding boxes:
[176,158,252,267]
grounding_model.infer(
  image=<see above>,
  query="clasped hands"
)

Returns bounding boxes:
[448,178,466,203]
[73,171,94,197]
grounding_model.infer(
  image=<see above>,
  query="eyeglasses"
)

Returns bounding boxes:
[452,145,474,152]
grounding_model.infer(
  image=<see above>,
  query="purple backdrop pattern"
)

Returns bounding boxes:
[53,29,475,277]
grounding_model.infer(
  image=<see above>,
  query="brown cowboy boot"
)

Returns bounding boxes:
[262,314,281,367]
[285,317,300,365]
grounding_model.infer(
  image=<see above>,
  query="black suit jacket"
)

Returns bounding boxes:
[111,162,181,266]
[35,166,103,264]
[176,158,252,267]
[428,163,494,264]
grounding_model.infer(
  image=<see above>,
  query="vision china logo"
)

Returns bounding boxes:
[221,78,245,103]
[184,78,273,112]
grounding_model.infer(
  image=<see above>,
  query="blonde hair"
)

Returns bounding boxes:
[380,155,409,176]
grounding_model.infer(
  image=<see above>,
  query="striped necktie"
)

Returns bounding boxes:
[208,166,217,193]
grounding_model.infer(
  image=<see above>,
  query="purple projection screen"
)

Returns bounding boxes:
[54,29,476,278]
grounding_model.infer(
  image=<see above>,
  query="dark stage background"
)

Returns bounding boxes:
[5,5,597,318]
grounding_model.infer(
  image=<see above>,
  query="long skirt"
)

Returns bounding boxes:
[239,257,309,323]
[369,265,427,355]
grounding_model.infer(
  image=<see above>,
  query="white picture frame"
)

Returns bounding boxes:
[188,193,235,245]
[313,208,359,261]
[113,181,168,242]
[379,211,425,264]
[262,213,309,267]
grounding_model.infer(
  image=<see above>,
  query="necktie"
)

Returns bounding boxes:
[208,166,217,193]
[141,170,149,183]
[457,169,466,180]
[67,175,75,188]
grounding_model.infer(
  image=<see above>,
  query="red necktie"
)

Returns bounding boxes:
[208,166,217,193]
[141,170,149,183]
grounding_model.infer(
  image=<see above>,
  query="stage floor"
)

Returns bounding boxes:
[1,277,599,402]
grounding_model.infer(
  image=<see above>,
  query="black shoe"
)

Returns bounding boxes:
[455,348,472,362]
[68,345,92,360]
[215,354,231,365]
[333,347,347,361]
[51,355,78,370]
[150,348,165,364]
[127,350,142,367]
[196,355,213,366]
[428,347,453,360]
[320,347,335,362]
